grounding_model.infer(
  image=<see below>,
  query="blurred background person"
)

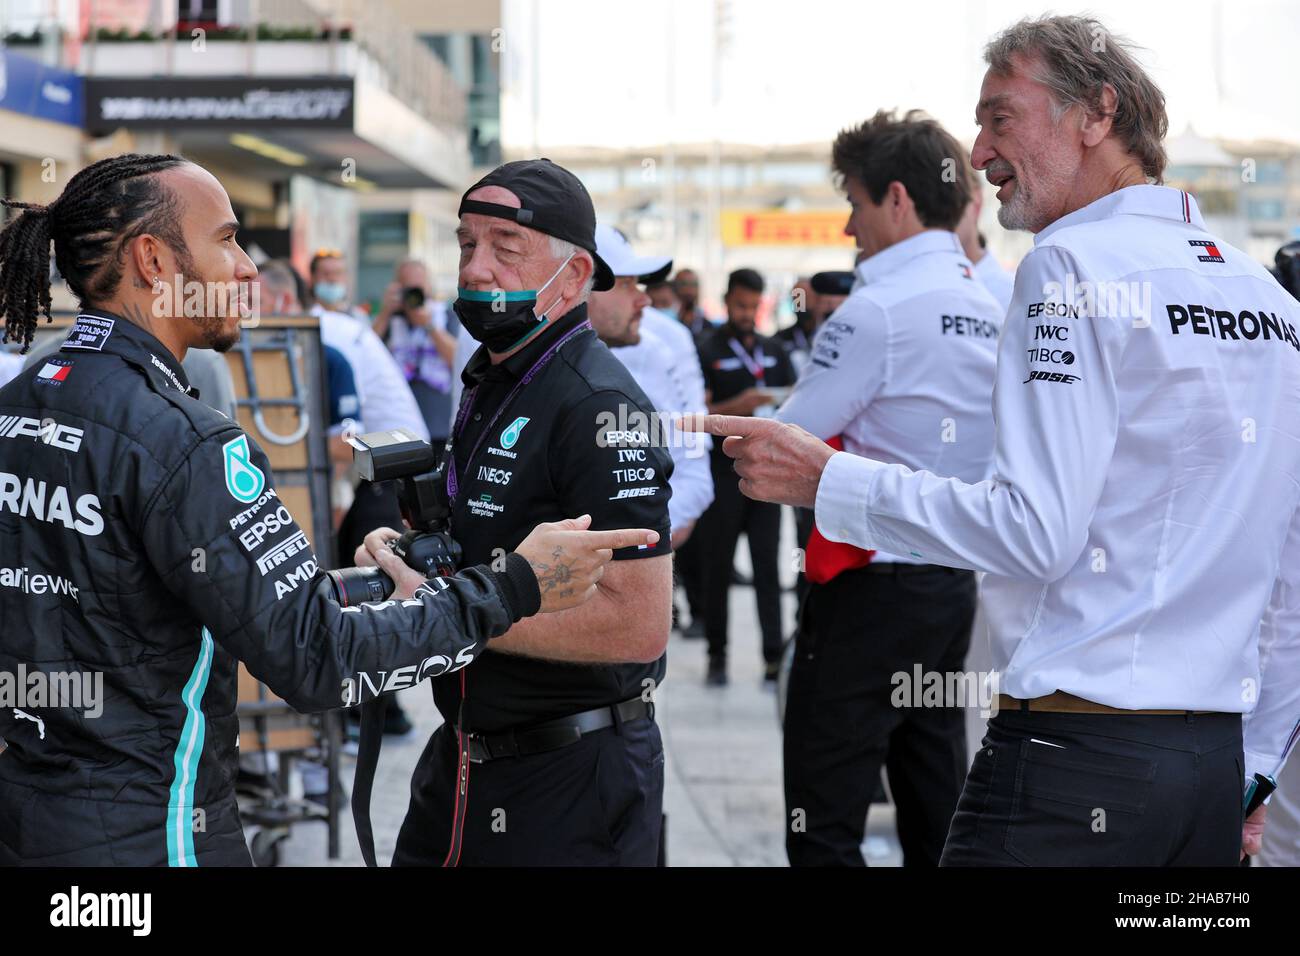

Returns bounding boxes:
[636,263,713,637]
[695,267,796,685]
[371,257,459,452]
[776,110,1000,867]
[775,276,816,374]
[309,248,428,738]
[786,268,856,607]
[673,267,713,337]
[646,276,679,313]
[591,224,714,550]
[956,163,1016,313]
[256,258,361,501]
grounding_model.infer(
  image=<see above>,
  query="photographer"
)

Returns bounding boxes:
[387,159,675,867]
[372,258,459,448]
[0,154,657,866]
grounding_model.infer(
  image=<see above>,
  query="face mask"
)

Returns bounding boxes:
[454,253,573,353]
[314,282,347,305]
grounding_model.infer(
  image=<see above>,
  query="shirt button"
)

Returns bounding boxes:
[473,413,482,422]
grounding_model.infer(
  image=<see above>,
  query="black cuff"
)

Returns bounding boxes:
[489,552,542,623]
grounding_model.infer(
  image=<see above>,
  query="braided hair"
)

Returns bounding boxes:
[0,153,189,352]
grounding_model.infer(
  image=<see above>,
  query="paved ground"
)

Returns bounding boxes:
[275,512,923,867]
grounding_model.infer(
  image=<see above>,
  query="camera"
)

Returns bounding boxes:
[325,428,462,606]
[401,286,426,312]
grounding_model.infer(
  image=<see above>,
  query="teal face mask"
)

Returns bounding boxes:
[313,281,347,306]
[454,254,573,352]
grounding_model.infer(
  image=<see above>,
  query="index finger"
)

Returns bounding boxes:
[677,413,769,438]
[576,528,660,551]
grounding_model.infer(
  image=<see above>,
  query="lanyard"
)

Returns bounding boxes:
[446,321,592,504]
[728,337,766,383]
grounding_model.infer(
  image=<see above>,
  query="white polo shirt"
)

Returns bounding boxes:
[779,229,1002,563]
[815,185,1300,783]
[612,322,714,531]
[974,251,1016,314]
[639,306,709,417]
[314,305,430,441]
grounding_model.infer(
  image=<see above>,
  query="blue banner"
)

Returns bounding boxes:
[0,48,82,127]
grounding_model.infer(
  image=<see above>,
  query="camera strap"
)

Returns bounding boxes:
[352,325,589,866]
[351,695,388,867]
[446,320,593,505]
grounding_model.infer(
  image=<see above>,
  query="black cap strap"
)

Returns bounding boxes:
[459,199,536,226]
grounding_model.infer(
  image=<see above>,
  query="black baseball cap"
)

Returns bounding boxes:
[811,270,855,296]
[458,158,615,291]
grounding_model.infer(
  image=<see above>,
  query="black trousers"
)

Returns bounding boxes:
[675,530,706,620]
[698,467,784,666]
[784,564,976,866]
[941,709,1244,866]
[392,717,664,866]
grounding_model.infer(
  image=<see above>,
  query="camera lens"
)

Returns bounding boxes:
[326,566,395,606]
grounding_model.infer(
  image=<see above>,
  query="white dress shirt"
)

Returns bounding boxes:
[814,185,1300,784]
[313,306,430,441]
[779,229,1002,563]
[974,251,1016,314]
[613,322,714,531]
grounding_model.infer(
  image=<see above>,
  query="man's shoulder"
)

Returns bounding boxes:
[695,323,732,355]
[2,347,239,469]
[638,308,693,349]
[553,333,658,416]
[1035,215,1280,291]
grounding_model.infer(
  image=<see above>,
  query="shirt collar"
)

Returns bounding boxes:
[462,302,590,387]
[61,307,196,398]
[1034,185,1205,245]
[854,229,964,286]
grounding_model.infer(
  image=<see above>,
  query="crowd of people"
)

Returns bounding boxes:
[1,12,1299,870]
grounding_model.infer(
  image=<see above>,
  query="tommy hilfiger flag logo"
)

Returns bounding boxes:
[1189,239,1225,263]
[36,361,72,385]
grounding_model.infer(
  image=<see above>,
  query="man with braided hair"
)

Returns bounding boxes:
[0,154,658,865]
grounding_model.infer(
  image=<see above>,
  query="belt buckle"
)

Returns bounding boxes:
[466,732,489,764]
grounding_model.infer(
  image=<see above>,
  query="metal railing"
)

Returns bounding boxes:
[74,0,465,130]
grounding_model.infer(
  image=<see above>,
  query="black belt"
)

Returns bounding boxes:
[466,696,653,764]
[861,562,963,576]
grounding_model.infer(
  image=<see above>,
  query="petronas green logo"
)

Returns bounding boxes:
[500,416,530,450]
[222,435,265,503]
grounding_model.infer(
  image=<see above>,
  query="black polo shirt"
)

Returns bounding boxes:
[698,324,796,463]
[433,303,674,732]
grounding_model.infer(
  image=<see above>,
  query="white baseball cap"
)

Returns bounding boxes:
[594,223,672,283]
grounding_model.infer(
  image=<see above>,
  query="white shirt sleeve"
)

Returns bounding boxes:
[624,333,714,531]
[357,324,431,441]
[814,245,1123,580]
[1244,501,1300,786]
[776,297,887,440]
[663,350,714,529]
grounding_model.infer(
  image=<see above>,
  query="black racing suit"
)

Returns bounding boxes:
[0,310,539,866]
